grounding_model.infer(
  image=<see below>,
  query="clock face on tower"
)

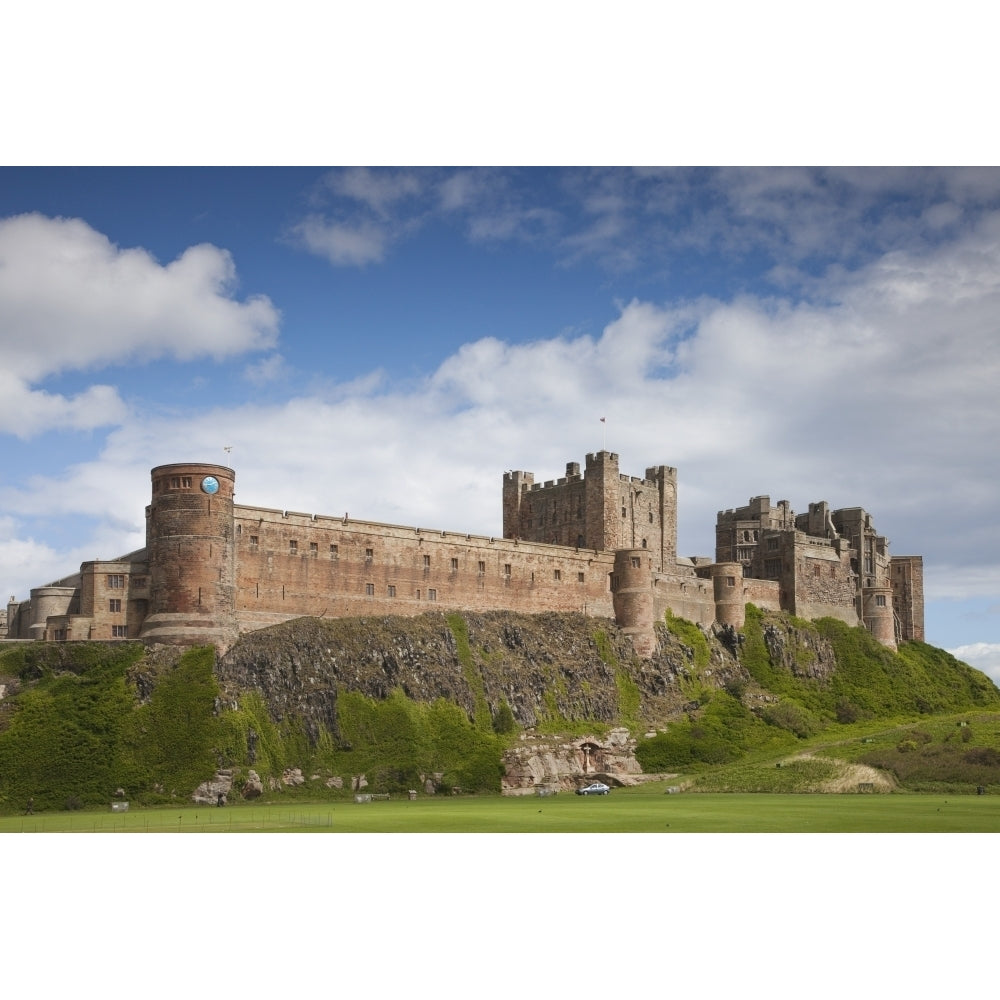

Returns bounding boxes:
[201,476,220,495]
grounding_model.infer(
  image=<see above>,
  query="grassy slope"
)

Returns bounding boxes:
[2,604,1000,813]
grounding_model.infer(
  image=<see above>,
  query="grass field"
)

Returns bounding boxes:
[5,784,1000,833]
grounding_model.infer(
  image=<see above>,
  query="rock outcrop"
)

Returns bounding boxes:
[501,727,644,795]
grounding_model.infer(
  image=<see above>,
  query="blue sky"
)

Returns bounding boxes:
[2,166,1000,683]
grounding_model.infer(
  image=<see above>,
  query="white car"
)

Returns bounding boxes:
[576,781,610,795]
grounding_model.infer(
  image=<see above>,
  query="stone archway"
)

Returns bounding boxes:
[576,740,604,774]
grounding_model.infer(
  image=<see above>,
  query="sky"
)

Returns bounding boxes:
[2,165,1000,683]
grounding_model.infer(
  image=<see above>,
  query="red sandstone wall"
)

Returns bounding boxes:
[891,556,924,641]
[791,538,859,624]
[743,577,781,613]
[505,453,676,573]
[232,506,616,631]
[651,570,717,625]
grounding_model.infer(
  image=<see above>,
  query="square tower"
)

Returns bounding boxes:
[502,453,678,571]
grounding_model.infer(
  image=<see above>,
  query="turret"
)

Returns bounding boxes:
[139,463,237,649]
[711,562,745,629]
[612,548,656,658]
[862,585,896,651]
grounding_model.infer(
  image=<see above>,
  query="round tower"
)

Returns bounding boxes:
[862,586,896,650]
[612,548,656,658]
[711,562,745,629]
[139,463,238,649]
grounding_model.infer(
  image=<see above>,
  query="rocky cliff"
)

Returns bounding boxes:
[215,610,745,739]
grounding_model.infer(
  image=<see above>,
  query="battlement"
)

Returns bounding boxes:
[11,454,923,654]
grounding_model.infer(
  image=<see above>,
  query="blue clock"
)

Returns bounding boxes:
[201,476,220,495]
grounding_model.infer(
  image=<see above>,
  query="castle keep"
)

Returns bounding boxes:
[5,454,923,655]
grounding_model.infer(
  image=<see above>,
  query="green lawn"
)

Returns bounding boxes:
[5,786,1000,833]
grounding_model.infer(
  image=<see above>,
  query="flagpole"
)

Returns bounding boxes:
[600,417,606,452]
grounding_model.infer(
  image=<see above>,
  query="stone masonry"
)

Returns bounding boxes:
[6,454,923,654]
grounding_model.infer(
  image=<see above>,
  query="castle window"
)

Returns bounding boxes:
[577,534,584,547]
[649,511,654,523]
[289,540,298,554]
[109,599,122,613]
[330,544,338,559]
[249,535,259,548]
[107,575,125,589]
[428,589,437,601]
[54,628,67,641]
[554,569,561,581]
[875,594,886,607]
[310,542,318,557]
[365,583,375,596]
[622,506,627,518]
[366,548,374,562]
[767,538,779,551]
[112,625,128,638]
[170,477,180,489]
[578,572,585,583]
[641,539,647,548]
[764,559,781,578]
[451,558,459,571]
[631,557,640,569]
[830,566,837,577]
[478,561,486,575]
[726,577,735,587]
[814,564,821,577]
[388,585,396,597]
[132,577,147,589]
[181,476,192,489]
[504,564,511,578]
[611,575,620,590]
[423,555,431,570]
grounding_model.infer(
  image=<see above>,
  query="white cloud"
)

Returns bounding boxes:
[0,370,127,439]
[290,215,389,266]
[0,213,280,436]
[243,353,287,385]
[323,167,425,216]
[948,643,1000,688]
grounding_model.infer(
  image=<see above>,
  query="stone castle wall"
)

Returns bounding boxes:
[504,452,677,572]
[7,453,924,654]
[232,504,615,633]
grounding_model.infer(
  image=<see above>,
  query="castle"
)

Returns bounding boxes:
[4,453,923,655]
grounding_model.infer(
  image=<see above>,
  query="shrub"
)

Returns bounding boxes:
[492,702,516,734]
[762,700,821,739]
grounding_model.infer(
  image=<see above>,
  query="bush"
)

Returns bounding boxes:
[762,701,821,739]
[492,702,516,734]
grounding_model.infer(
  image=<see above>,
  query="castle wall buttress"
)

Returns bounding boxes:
[891,556,924,642]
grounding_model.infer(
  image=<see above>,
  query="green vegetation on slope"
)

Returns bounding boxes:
[0,644,221,811]
[2,603,999,813]
[664,609,710,669]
